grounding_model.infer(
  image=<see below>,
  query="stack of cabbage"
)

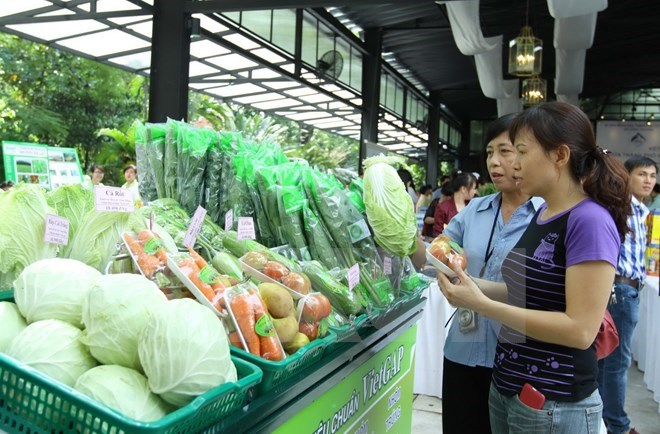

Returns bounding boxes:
[0,258,237,423]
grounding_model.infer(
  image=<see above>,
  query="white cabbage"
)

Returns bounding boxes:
[74,365,170,422]
[0,301,27,351]
[13,258,102,327]
[6,319,96,387]
[138,298,237,407]
[81,274,167,371]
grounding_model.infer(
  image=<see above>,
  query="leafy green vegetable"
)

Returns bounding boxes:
[74,365,170,422]
[363,155,418,257]
[0,301,27,352]
[14,258,101,328]
[6,319,97,387]
[47,184,95,255]
[0,184,58,289]
[138,298,237,407]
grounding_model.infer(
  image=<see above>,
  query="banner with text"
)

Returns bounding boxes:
[273,325,418,434]
[596,121,660,162]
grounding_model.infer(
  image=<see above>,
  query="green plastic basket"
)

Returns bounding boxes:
[0,290,263,434]
[230,329,336,396]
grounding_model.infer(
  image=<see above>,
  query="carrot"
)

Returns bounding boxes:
[230,293,260,356]
[124,233,160,279]
[177,257,218,308]
[139,230,168,262]
[187,247,226,293]
[252,292,285,361]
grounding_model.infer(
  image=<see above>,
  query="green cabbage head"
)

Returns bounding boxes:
[81,274,168,371]
[14,258,102,328]
[6,319,96,387]
[138,298,237,407]
[74,365,170,422]
[363,156,418,257]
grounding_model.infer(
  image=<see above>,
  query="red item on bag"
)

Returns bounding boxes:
[595,310,619,360]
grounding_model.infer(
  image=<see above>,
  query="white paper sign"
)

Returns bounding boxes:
[94,186,135,213]
[347,263,360,291]
[383,256,392,275]
[183,206,207,248]
[43,214,69,246]
[237,217,256,241]
[225,209,233,232]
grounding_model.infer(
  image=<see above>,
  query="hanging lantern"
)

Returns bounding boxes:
[508,25,543,77]
[521,75,547,106]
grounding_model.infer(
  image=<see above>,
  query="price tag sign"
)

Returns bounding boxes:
[237,217,256,240]
[43,214,69,246]
[183,206,207,248]
[225,209,233,232]
[94,186,135,213]
[347,263,360,291]
[383,256,392,275]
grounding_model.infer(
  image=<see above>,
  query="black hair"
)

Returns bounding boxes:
[484,113,517,148]
[123,164,137,175]
[443,171,477,196]
[397,169,414,190]
[624,156,657,174]
[654,184,660,194]
[509,102,631,239]
[419,184,433,195]
[440,175,450,184]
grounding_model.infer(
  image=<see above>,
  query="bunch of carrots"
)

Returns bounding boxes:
[228,287,285,361]
[124,230,167,279]
[174,247,227,312]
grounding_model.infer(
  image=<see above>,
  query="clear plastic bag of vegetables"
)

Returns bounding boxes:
[175,123,216,216]
[164,118,182,199]
[145,122,167,199]
[225,282,286,361]
[134,120,157,202]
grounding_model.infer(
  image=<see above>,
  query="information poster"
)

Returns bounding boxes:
[2,141,83,189]
[273,325,417,434]
[47,146,83,189]
[1,141,51,187]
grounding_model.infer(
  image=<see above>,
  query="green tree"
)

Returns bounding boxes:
[0,32,146,177]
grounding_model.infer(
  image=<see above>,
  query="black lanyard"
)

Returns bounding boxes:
[479,197,502,278]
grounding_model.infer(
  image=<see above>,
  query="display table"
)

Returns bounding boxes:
[631,275,660,413]
[220,296,426,433]
[413,282,453,398]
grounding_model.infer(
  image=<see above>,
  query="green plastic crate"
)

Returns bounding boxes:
[0,290,263,434]
[230,329,336,396]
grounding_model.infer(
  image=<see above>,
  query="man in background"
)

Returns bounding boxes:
[599,156,657,434]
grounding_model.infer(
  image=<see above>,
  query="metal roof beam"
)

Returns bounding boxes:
[184,0,426,14]
[0,10,152,25]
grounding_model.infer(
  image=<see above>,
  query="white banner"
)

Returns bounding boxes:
[596,121,660,163]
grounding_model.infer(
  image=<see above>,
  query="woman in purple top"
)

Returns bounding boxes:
[437,102,631,434]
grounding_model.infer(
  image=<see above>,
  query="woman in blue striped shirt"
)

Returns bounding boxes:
[437,102,631,434]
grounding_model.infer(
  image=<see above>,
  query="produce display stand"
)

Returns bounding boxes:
[219,294,426,434]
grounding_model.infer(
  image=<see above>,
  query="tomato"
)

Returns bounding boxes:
[429,235,468,269]
[299,321,319,341]
[301,293,331,322]
[282,272,311,295]
[262,261,290,281]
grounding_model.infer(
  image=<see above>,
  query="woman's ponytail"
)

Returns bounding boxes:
[579,148,631,240]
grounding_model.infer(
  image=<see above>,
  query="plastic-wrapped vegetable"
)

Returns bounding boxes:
[135,121,157,202]
[205,134,224,223]
[176,124,215,216]
[164,119,181,199]
[145,123,167,199]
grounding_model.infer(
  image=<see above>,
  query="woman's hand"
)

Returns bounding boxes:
[436,256,490,311]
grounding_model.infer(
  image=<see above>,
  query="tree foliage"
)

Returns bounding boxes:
[0,32,146,182]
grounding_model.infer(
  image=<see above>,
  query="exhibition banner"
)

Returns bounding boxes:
[596,121,660,162]
[273,325,417,434]
[2,141,83,189]
[1,141,51,187]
